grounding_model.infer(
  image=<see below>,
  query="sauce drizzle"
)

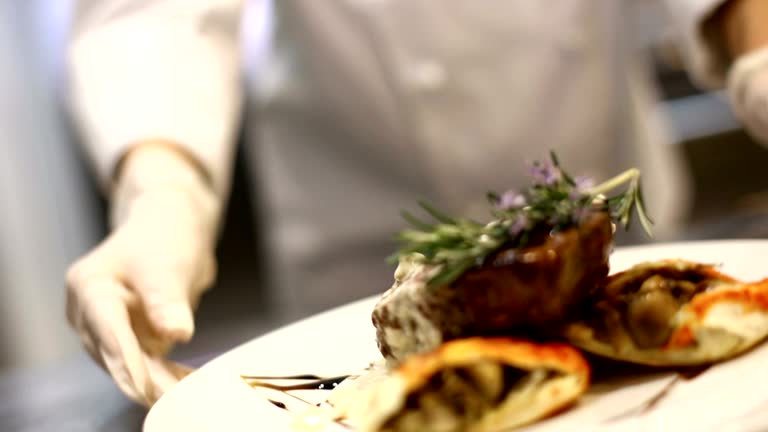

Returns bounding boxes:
[242,375,350,391]
[242,373,354,430]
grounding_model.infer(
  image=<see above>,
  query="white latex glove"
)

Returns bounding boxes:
[728,46,768,144]
[66,143,220,406]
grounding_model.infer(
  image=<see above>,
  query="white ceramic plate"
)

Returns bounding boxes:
[144,240,768,432]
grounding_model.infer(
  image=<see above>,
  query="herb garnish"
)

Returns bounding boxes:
[388,151,653,288]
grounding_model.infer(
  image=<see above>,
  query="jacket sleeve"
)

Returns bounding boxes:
[660,0,733,89]
[67,0,246,199]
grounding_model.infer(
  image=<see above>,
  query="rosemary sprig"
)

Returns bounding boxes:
[588,168,654,236]
[389,151,653,288]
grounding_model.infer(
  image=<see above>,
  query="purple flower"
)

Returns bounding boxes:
[570,175,595,199]
[548,213,563,226]
[497,189,527,210]
[573,205,592,224]
[508,215,530,237]
[528,159,562,185]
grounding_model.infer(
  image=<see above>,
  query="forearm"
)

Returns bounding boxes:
[707,0,768,147]
[111,140,219,229]
[707,0,768,59]
[68,0,246,200]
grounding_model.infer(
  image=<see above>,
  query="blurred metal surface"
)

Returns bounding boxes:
[0,355,145,432]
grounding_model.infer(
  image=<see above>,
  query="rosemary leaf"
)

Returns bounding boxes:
[549,150,576,186]
[635,183,655,237]
[400,210,434,231]
[418,200,456,224]
[390,152,654,288]
[427,259,475,288]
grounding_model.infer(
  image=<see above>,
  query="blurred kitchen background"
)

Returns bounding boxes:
[2,0,768,375]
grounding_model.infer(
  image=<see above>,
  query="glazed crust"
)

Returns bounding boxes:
[373,212,613,365]
[344,337,591,432]
[395,337,590,393]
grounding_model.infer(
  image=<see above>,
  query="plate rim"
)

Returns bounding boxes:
[144,238,768,431]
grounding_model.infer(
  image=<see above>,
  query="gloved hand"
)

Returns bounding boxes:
[728,46,768,144]
[66,142,220,406]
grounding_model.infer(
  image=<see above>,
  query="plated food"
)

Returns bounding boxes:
[344,338,590,432]
[241,153,768,431]
[373,211,612,365]
[373,152,645,366]
[372,154,651,366]
[330,153,661,430]
[146,241,768,432]
[349,154,768,431]
[566,259,768,366]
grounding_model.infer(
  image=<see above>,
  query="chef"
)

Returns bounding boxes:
[65,0,768,406]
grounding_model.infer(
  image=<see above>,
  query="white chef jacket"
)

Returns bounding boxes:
[68,0,732,321]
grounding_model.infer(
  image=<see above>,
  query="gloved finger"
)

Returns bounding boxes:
[753,95,768,138]
[66,269,111,370]
[78,326,106,370]
[126,291,176,358]
[65,247,113,330]
[186,255,217,314]
[144,357,196,405]
[75,316,145,404]
[99,347,150,405]
[159,358,195,380]
[80,277,156,406]
[130,271,196,343]
[728,48,768,144]
[192,253,217,299]
[741,84,768,133]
